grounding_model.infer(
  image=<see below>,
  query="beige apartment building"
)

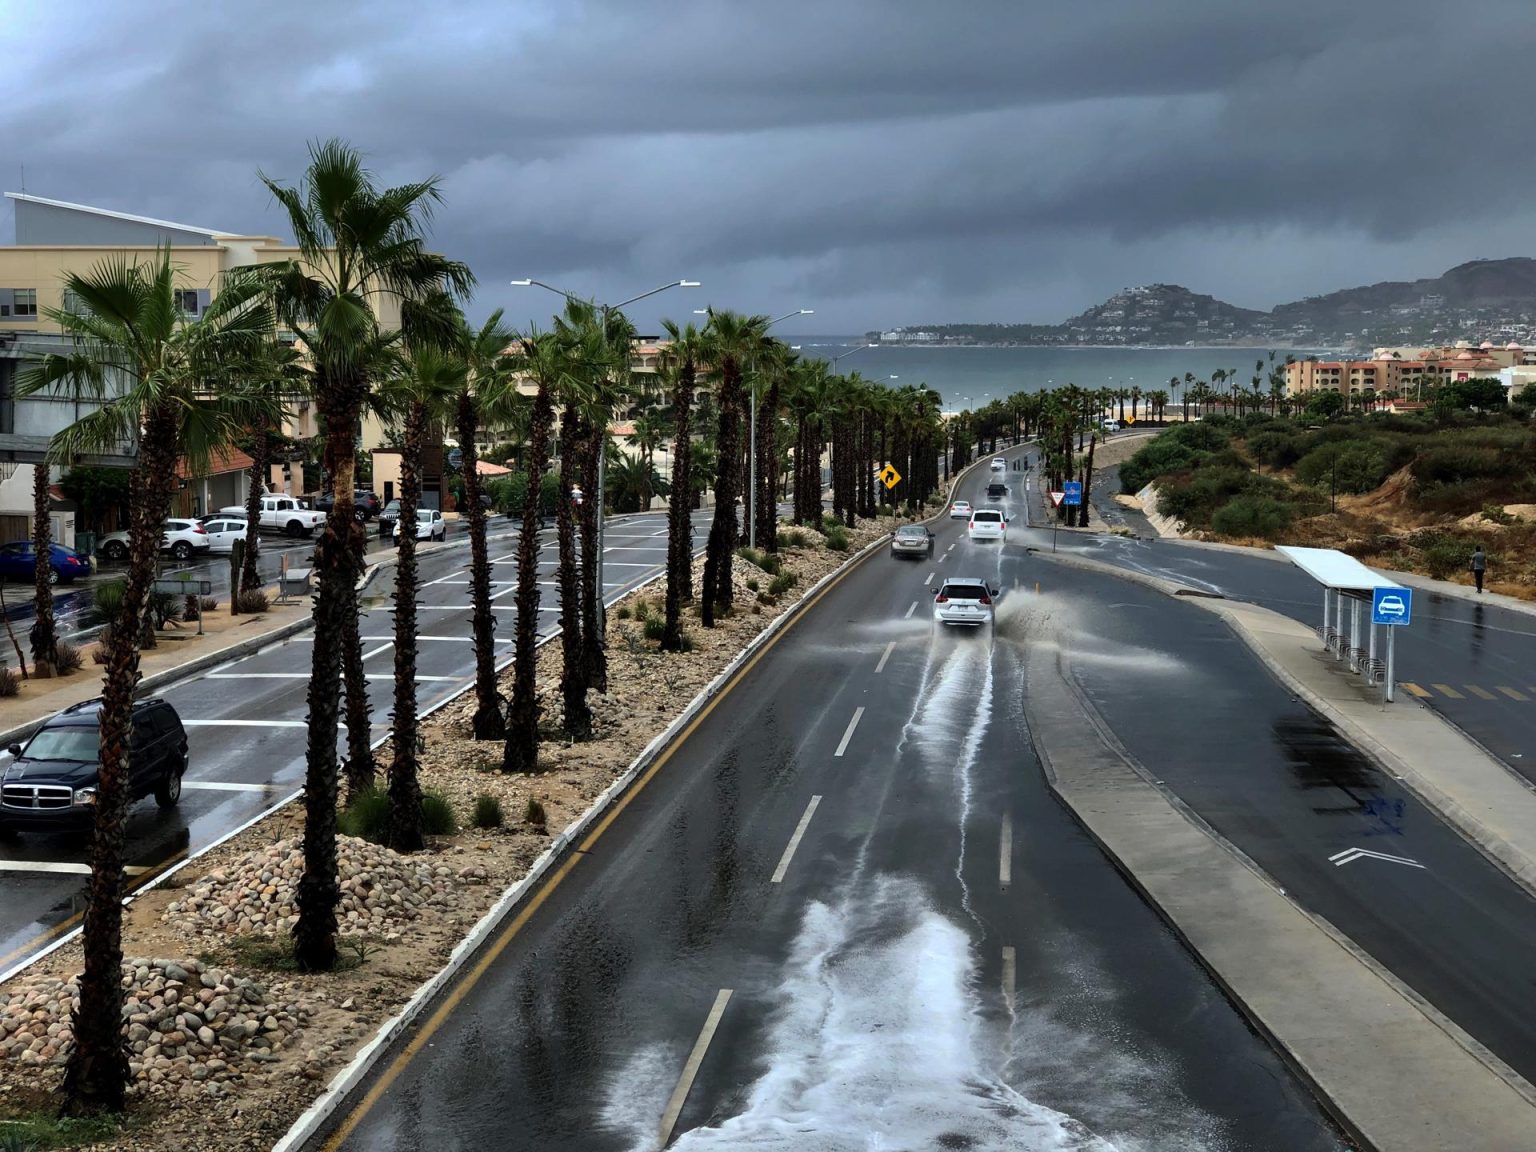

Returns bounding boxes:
[1286,343,1521,400]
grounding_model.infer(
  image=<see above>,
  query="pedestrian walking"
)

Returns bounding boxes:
[1470,545,1487,594]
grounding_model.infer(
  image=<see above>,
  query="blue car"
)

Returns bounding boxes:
[0,541,93,585]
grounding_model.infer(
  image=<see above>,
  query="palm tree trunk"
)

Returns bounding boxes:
[662,360,694,651]
[503,384,553,773]
[702,358,743,624]
[388,400,425,852]
[578,420,606,694]
[557,417,591,739]
[755,380,780,552]
[293,388,361,974]
[1078,434,1096,528]
[458,392,502,740]
[30,463,56,671]
[241,426,267,596]
[341,583,373,802]
[63,403,178,1114]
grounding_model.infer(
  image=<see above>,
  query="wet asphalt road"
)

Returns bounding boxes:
[1061,517,1536,780]
[322,454,1344,1152]
[0,510,715,977]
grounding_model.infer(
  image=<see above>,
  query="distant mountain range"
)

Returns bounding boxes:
[869,259,1536,350]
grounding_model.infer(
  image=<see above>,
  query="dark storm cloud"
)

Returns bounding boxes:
[5,0,1536,330]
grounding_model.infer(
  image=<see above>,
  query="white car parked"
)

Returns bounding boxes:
[395,508,447,542]
[199,517,251,555]
[967,508,1007,542]
[98,519,212,563]
[932,576,999,628]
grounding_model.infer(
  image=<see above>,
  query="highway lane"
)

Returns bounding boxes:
[1007,445,1536,780]
[320,449,1343,1152]
[1035,560,1536,1087]
[0,509,713,976]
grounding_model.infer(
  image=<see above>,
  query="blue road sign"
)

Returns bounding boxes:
[1062,481,1083,506]
[1372,586,1412,626]
[448,447,464,470]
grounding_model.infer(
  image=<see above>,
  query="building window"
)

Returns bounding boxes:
[175,289,200,314]
[1,289,37,319]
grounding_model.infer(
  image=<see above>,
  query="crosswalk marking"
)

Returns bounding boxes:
[1431,684,1463,699]
[1498,686,1529,701]
[1400,682,1431,698]
[1465,684,1497,700]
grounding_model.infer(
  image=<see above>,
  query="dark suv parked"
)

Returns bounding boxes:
[0,698,188,832]
[313,489,382,521]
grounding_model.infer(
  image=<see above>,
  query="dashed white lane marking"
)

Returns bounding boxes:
[923,571,934,584]
[770,796,822,884]
[834,707,865,758]
[946,543,955,552]
[180,781,283,792]
[1002,945,1017,1001]
[1000,813,1013,887]
[904,601,917,619]
[875,641,895,674]
[658,989,734,1147]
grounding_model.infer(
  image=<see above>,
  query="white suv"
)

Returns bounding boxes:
[932,577,998,627]
[968,508,1007,542]
[990,457,1006,471]
[98,519,211,563]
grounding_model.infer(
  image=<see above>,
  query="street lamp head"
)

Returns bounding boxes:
[800,309,815,315]
[693,309,708,315]
[508,279,533,286]
[679,280,701,287]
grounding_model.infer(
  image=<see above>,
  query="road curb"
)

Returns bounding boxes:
[273,529,892,1152]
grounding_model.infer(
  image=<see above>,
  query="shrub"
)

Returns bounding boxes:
[93,580,125,619]
[1417,533,1470,580]
[1210,495,1294,539]
[524,797,547,828]
[1295,442,1390,495]
[54,642,83,676]
[1245,429,1302,470]
[199,596,219,612]
[616,605,632,620]
[146,589,182,629]
[768,572,796,596]
[91,626,111,664]
[235,590,270,614]
[821,514,841,532]
[777,529,811,548]
[337,785,390,844]
[745,577,759,592]
[1482,504,1516,525]
[0,668,19,698]
[183,595,201,622]
[643,616,666,641]
[735,546,764,567]
[632,599,652,622]
[824,526,849,552]
[471,793,504,829]
[421,790,457,835]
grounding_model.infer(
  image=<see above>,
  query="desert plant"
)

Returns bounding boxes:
[745,577,759,592]
[824,526,850,552]
[616,605,632,621]
[1418,534,1470,580]
[0,668,19,697]
[776,529,811,548]
[336,785,391,844]
[768,572,796,596]
[1210,495,1294,539]
[632,599,653,622]
[524,797,547,828]
[471,793,504,829]
[643,615,666,642]
[421,790,457,835]
[199,596,219,612]
[235,589,270,614]
[54,641,83,676]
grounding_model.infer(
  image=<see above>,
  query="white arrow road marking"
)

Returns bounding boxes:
[1329,848,1426,869]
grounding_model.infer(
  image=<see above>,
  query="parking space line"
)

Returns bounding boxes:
[180,781,284,792]
[875,641,895,674]
[361,643,394,661]
[1498,686,1529,701]
[1431,683,1464,699]
[1465,685,1498,700]
[658,989,734,1147]
[183,720,308,728]
[770,796,822,883]
[834,707,865,757]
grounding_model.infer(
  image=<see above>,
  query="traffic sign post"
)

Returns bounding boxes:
[1371,586,1412,703]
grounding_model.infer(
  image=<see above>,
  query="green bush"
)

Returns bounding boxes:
[1420,536,1469,580]
[1295,442,1390,495]
[734,546,782,575]
[745,577,759,592]
[471,793,504,829]
[93,579,125,619]
[1246,429,1302,470]
[524,797,547,828]
[777,528,812,548]
[643,615,666,641]
[54,641,83,675]
[235,590,270,614]
[1210,495,1294,539]
[615,605,632,620]
[632,599,652,621]
[337,785,391,843]
[0,668,19,698]
[824,526,849,552]
[422,790,457,835]
[768,572,796,596]
[821,515,841,532]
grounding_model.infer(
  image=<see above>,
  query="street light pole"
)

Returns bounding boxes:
[511,276,699,643]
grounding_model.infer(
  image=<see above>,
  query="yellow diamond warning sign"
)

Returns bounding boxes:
[879,465,901,489]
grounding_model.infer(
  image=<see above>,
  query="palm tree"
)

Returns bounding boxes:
[1182,372,1195,423]
[503,329,562,772]
[237,342,305,600]
[20,249,273,1113]
[382,339,464,851]
[659,319,704,650]
[259,139,472,973]
[459,309,519,741]
[699,310,770,625]
[754,341,795,550]
[30,464,57,672]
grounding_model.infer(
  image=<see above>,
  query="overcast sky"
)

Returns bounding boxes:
[4,0,1534,334]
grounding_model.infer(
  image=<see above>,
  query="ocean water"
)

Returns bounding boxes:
[795,340,1337,412]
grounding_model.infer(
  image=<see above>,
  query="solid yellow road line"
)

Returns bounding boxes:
[1465,685,1498,700]
[321,543,879,1151]
[1399,682,1431,698]
[1431,684,1464,699]
[1497,686,1528,701]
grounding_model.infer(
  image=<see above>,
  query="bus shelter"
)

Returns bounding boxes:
[1275,545,1404,702]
